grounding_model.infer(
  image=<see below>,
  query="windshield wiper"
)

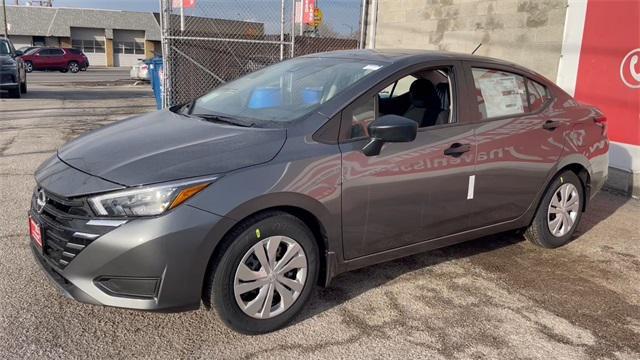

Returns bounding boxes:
[191,113,255,127]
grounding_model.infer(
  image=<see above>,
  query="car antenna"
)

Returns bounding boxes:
[471,43,482,55]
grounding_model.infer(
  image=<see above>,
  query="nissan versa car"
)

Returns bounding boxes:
[29,50,608,334]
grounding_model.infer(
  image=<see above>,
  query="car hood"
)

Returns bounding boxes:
[57,110,287,186]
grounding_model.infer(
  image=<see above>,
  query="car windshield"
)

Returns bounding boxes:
[0,41,11,55]
[188,57,386,125]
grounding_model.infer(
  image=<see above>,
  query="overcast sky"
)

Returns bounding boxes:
[22,0,362,35]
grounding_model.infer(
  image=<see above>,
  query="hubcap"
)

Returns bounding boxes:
[70,63,78,72]
[26,63,32,71]
[547,183,580,237]
[233,236,307,319]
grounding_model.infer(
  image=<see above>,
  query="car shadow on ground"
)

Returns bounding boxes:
[295,190,629,325]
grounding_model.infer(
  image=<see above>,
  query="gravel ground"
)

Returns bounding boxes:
[1,84,639,359]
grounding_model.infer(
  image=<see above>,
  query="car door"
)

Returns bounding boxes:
[48,48,66,69]
[31,48,48,68]
[463,63,568,228]
[339,61,479,260]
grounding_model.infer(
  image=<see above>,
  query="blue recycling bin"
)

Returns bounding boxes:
[147,57,164,109]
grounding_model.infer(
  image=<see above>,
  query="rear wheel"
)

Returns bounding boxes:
[525,171,583,248]
[208,212,319,334]
[68,61,80,73]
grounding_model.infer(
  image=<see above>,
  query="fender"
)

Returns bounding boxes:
[519,152,593,228]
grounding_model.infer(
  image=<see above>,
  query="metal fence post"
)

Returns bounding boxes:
[160,0,172,107]
[359,0,368,49]
[279,0,285,60]
[290,0,296,57]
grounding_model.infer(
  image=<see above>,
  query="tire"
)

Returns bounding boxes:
[8,85,21,98]
[208,211,319,334]
[68,61,80,73]
[25,61,33,73]
[525,171,584,248]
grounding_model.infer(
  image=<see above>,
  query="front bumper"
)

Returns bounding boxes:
[30,204,228,312]
[0,68,19,88]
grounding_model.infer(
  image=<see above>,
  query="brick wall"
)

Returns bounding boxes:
[372,0,568,80]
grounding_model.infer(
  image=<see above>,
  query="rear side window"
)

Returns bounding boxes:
[527,80,551,112]
[472,68,528,120]
[67,48,82,55]
[49,49,64,56]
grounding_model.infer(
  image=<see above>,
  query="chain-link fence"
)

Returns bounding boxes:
[159,0,365,106]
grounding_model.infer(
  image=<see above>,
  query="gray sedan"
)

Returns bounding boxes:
[29,50,608,334]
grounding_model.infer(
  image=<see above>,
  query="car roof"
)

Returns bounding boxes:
[302,48,526,70]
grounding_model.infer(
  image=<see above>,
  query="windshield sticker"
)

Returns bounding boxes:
[363,64,382,71]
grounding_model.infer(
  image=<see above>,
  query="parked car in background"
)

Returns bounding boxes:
[21,47,89,73]
[0,38,27,98]
[17,46,41,55]
[29,50,608,334]
[129,59,149,80]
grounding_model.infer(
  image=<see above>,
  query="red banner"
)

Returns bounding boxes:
[574,0,640,146]
[172,0,195,9]
[303,0,316,25]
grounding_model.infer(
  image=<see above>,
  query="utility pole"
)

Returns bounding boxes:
[2,0,8,39]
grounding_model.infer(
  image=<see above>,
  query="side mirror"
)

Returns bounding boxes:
[362,114,418,156]
[15,50,23,57]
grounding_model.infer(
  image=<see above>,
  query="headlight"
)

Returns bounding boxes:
[88,179,213,217]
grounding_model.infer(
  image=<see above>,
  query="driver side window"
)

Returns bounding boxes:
[346,68,454,140]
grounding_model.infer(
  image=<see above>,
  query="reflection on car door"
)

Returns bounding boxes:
[340,62,479,260]
[465,64,568,228]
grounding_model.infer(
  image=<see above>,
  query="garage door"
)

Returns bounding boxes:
[70,27,106,66]
[113,30,146,67]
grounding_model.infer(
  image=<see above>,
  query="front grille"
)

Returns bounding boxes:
[31,188,115,270]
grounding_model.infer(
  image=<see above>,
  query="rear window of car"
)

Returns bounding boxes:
[527,79,551,112]
[472,68,528,119]
[42,49,64,56]
[471,67,551,120]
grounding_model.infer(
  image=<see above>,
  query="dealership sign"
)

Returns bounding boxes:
[573,0,639,149]
[620,48,640,89]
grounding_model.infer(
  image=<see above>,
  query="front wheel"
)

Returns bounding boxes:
[525,171,584,248]
[208,212,319,334]
[68,61,80,73]
[25,61,33,73]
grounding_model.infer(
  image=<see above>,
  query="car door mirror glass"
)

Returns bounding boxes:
[362,114,418,156]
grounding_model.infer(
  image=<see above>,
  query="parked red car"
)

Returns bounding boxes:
[20,47,89,73]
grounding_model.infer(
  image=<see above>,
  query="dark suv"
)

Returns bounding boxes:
[21,47,89,73]
[0,38,27,98]
[29,50,608,334]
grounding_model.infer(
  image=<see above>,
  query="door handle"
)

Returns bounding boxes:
[543,120,561,130]
[444,143,471,157]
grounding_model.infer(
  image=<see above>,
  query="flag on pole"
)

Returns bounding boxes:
[173,0,195,8]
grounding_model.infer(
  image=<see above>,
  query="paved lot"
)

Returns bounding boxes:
[26,68,132,85]
[1,84,639,359]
